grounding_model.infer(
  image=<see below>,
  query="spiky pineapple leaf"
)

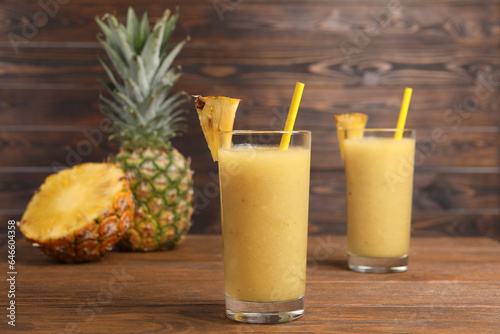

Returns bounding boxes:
[124,78,144,102]
[98,58,120,90]
[161,10,178,54]
[138,12,150,53]
[112,91,147,124]
[96,7,190,149]
[157,69,181,93]
[99,95,133,125]
[129,55,148,96]
[137,94,157,121]
[157,96,190,131]
[97,36,128,80]
[126,7,139,52]
[158,91,186,116]
[95,17,114,45]
[109,22,135,65]
[155,106,186,127]
[140,17,166,81]
[99,79,117,97]
[148,84,173,117]
[152,38,188,87]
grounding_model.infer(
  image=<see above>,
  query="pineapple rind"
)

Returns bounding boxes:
[19,163,134,263]
[114,147,194,251]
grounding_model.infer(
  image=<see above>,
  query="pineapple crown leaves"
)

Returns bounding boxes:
[96,7,190,151]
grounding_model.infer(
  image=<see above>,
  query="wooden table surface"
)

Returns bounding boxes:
[2,235,500,333]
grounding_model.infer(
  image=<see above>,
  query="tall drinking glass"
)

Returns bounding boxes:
[218,130,311,323]
[343,129,416,273]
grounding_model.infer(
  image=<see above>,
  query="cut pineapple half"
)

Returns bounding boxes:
[194,95,241,161]
[19,163,134,263]
[334,113,368,160]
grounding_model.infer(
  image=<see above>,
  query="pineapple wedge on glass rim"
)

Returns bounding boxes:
[334,113,368,159]
[193,96,241,161]
[19,163,134,263]
[96,7,194,251]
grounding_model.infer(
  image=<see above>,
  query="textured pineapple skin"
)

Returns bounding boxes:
[23,177,134,263]
[114,147,194,251]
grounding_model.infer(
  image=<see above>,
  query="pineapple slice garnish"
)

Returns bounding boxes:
[194,95,241,161]
[334,113,368,159]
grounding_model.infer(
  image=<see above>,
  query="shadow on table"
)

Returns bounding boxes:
[308,258,349,273]
[153,302,261,331]
[161,302,307,331]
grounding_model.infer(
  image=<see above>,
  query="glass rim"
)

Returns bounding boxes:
[344,128,415,132]
[218,130,311,135]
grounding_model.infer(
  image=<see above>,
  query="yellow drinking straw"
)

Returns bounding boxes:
[395,87,413,140]
[279,82,305,150]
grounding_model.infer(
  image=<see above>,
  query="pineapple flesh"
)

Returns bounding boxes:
[194,96,240,161]
[334,113,368,159]
[19,163,134,263]
[97,8,194,251]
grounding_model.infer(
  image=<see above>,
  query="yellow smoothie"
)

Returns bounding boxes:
[344,137,415,258]
[218,145,310,302]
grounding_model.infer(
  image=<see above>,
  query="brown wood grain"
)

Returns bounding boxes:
[0,87,497,127]
[2,170,498,211]
[0,0,498,239]
[2,211,499,241]
[1,44,499,88]
[0,130,114,168]
[2,235,499,333]
[1,170,498,238]
[0,0,498,46]
[0,128,498,168]
[307,211,500,240]
[2,210,499,241]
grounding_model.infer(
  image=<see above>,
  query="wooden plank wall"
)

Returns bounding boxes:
[0,0,498,240]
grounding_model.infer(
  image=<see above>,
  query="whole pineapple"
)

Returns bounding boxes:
[96,7,194,251]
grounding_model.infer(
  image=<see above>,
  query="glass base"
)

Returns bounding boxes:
[348,253,408,273]
[225,295,304,324]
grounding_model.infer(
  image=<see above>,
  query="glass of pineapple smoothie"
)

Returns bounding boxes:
[344,129,416,273]
[218,130,311,323]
